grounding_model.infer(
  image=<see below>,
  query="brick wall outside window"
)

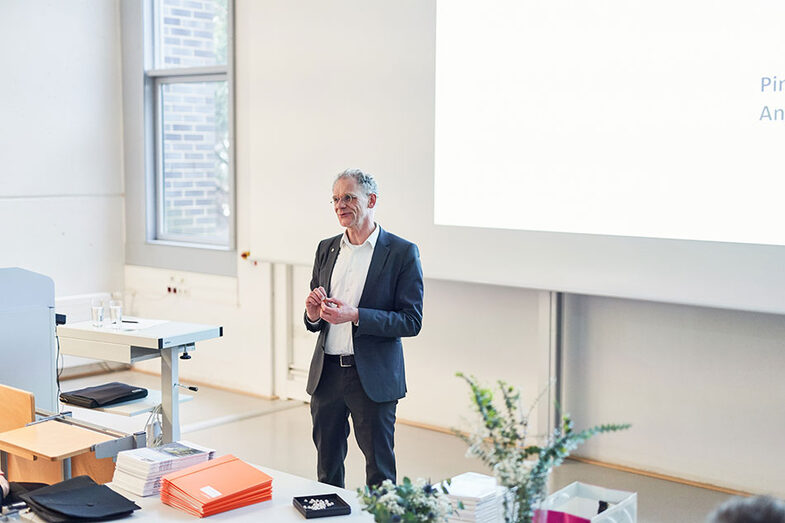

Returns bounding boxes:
[158,0,229,241]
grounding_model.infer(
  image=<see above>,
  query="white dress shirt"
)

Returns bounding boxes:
[323,224,379,355]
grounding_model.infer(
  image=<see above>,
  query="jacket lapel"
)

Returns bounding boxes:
[359,227,390,306]
[321,236,342,295]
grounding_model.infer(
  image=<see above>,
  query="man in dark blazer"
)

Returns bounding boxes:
[304,169,423,488]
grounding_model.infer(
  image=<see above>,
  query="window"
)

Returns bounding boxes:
[145,0,233,248]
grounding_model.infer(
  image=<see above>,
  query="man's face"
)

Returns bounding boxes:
[332,177,374,229]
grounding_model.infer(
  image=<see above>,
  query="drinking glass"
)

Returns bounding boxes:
[91,299,105,327]
[109,300,123,329]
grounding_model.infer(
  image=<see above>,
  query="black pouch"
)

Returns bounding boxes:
[59,382,148,408]
[20,476,140,522]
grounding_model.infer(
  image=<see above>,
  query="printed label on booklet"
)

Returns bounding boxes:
[159,442,206,458]
[200,485,222,498]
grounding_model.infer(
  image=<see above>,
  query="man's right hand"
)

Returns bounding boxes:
[306,286,328,322]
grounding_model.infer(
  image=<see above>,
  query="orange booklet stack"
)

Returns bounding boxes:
[160,454,273,517]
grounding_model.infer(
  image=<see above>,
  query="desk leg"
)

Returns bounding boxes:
[161,346,180,443]
[1,450,7,475]
[62,458,71,480]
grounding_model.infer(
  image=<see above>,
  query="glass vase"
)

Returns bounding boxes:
[503,484,549,523]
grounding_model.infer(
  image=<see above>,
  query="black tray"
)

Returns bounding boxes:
[293,493,352,519]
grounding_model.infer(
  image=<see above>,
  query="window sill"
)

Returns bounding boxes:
[126,240,236,277]
[147,239,233,251]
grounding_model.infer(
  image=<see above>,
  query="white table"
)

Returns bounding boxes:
[56,318,222,443]
[110,465,374,521]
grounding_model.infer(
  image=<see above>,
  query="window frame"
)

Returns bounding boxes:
[144,0,236,251]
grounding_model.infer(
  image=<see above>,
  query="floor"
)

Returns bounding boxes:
[60,369,733,522]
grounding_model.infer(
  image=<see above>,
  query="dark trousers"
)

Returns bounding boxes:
[310,355,397,488]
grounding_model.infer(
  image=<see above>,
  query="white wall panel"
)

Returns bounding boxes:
[0,0,123,197]
[563,296,785,497]
[0,197,124,296]
[239,0,435,268]
[0,0,124,299]
[124,264,274,397]
[399,279,546,432]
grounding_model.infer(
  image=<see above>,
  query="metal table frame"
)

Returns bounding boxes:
[56,318,222,443]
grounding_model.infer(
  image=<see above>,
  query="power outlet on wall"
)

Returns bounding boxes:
[167,276,189,296]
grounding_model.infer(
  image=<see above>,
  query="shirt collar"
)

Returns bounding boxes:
[341,223,380,250]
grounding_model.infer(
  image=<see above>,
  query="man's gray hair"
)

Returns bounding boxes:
[707,496,785,523]
[334,168,379,196]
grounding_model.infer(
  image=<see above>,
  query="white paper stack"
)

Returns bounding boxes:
[112,441,215,496]
[441,472,505,523]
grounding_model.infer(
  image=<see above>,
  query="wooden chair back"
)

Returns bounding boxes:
[0,383,35,431]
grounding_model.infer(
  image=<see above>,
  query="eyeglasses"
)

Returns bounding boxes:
[331,194,360,205]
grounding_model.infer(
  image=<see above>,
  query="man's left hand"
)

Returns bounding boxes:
[320,297,359,325]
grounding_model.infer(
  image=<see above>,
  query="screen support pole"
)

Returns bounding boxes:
[547,291,564,436]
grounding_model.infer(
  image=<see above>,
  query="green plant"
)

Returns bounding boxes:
[456,372,630,523]
[358,477,455,523]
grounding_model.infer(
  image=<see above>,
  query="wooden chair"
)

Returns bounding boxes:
[0,384,116,484]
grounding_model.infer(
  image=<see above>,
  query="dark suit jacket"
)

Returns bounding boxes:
[304,226,423,403]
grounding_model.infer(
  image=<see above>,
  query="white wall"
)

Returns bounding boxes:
[563,296,785,497]
[239,0,437,272]
[124,264,274,397]
[398,279,546,431]
[0,0,124,297]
